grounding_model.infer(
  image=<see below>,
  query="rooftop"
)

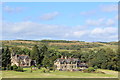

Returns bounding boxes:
[55,57,80,63]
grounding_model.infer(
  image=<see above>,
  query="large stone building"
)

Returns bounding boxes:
[11,54,33,67]
[54,56,88,71]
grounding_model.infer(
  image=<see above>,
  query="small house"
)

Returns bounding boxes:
[11,54,36,67]
[54,56,88,71]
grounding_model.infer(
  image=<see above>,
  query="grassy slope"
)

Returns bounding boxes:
[2,40,118,51]
[2,68,118,78]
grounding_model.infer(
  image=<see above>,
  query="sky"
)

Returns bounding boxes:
[2,2,118,42]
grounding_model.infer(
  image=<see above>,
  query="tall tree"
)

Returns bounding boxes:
[31,45,39,60]
[42,56,52,68]
[2,47,11,67]
[37,45,48,66]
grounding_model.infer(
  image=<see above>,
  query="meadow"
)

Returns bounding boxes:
[1,68,118,78]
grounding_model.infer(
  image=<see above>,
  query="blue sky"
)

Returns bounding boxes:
[2,2,118,42]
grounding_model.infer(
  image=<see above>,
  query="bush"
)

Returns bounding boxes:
[94,66,98,69]
[88,67,95,72]
[16,67,23,72]
[49,67,55,71]
[31,65,37,70]
[83,67,95,73]
[2,66,13,70]
[13,64,18,71]
[40,68,46,73]
[40,68,50,73]
[7,64,13,70]
[37,64,41,69]
[7,64,10,70]
[10,66,13,70]
[2,67,6,70]
[54,69,59,72]
[45,68,50,73]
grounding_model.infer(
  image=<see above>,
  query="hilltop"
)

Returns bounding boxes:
[1,40,118,52]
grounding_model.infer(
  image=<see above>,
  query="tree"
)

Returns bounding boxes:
[30,45,49,67]
[31,45,39,60]
[2,47,11,67]
[42,56,52,68]
[38,45,48,65]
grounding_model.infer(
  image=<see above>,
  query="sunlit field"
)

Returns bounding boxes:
[2,68,118,78]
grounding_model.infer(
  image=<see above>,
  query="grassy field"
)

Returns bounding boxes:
[0,71,2,79]
[1,68,118,78]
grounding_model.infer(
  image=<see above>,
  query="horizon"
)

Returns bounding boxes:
[0,39,118,42]
[2,2,118,42]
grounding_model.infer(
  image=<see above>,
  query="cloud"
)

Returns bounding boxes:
[3,6,25,13]
[90,27,118,39]
[91,27,117,34]
[2,21,118,41]
[40,12,60,20]
[80,10,96,16]
[3,21,68,38]
[86,18,105,26]
[100,4,118,12]
[106,19,115,26]
[2,21,88,40]
[73,31,88,37]
[86,17,116,27]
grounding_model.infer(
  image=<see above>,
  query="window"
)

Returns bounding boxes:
[72,66,73,68]
[65,66,66,68]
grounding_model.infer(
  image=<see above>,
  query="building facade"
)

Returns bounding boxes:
[54,56,87,71]
[11,54,32,67]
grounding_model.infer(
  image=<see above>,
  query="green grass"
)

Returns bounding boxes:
[0,71,2,79]
[2,68,118,78]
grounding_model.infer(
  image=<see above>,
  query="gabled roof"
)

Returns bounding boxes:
[18,55,30,60]
[55,58,80,63]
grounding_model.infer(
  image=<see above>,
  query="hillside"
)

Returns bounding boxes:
[1,40,118,52]
[1,40,119,72]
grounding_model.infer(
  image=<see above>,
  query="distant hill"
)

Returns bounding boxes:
[1,40,118,51]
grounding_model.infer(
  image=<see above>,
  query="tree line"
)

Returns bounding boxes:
[40,40,82,43]
[1,45,120,71]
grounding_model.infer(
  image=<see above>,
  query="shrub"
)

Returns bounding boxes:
[7,65,9,70]
[94,66,98,69]
[55,69,59,72]
[10,66,13,70]
[40,68,50,73]
[83,67,95,73]
[49,67,55,71]
[31,65,37,70]
[2,67,6,70]
[8,65,14,70]
[45,68,50,73]
[13,64,18,71]
[87,67,95,72]
[7,64,12,70]
[40,68,46,73]
[17,67,23,72]
[37,64,41,69]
